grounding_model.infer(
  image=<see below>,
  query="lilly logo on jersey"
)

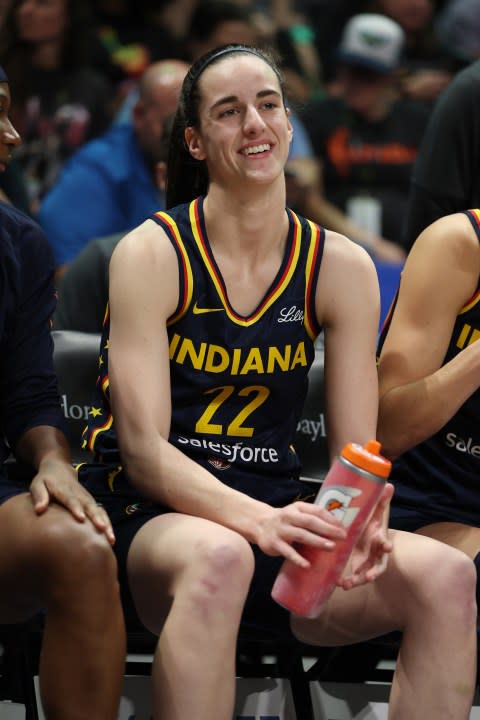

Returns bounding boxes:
[445,432,480,458]
[316,486,361,528]
[277,305,304,323]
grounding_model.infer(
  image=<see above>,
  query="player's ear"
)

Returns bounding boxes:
[285,107,293,143]
[185,126,206,160]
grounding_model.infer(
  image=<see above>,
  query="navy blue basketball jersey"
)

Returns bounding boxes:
[379,209,480,521]
[82,198,324,501]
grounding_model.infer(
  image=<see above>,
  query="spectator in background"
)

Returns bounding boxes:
[53,119,171,333]
[0,0,113,212]
[151,0,199,47]
[185,0,262,58]
[268,0,325,103]
[295,0,358,88]
[435,0,480,69]
[37,59,188,278]
[114,2,264,123]
[94,0,182,95]
[301,13,430,254]
[366,0,457,103]
[0,63,125,720]
[402,58,480,252]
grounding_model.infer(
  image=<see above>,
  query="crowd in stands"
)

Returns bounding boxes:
[1,0,477,290]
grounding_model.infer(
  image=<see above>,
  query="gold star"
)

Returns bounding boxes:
[89,407,102,417]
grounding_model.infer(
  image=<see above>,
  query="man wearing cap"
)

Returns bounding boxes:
[300,13,430,254]
[0,66,125,719]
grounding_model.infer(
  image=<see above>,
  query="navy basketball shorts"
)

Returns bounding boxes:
[389,500,479,532]
[79,462,316,639]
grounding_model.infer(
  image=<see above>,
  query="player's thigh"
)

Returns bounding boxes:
[415,521,480,560]
[291,529,473,646]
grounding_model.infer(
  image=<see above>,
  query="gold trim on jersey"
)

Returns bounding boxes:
[86,375,112,451]
[304,219,321,340]
[188,198,302,326]
[154,210,194,325]
[469,209,480,229]
[458,210,480,315]
[459,291,480,315]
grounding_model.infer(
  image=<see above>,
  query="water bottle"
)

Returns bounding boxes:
[271,439,391,618]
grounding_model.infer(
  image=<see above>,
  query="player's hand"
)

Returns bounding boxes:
[256,500,347,568]
[337,483,394,590]
[29,459,115,544]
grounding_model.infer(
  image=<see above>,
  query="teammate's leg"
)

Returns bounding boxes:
[292,529,477,720]
[0,494,125,720]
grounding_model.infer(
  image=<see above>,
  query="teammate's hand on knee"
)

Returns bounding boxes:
[29,460,115,544]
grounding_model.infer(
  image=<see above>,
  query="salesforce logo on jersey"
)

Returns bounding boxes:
[445,432,480,458]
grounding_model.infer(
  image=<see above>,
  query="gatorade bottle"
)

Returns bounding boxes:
[271,440,391,618]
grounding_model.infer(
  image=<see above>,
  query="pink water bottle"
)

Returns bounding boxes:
[271,439,391,618]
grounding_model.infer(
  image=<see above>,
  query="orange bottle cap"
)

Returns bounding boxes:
[341,439,392,478]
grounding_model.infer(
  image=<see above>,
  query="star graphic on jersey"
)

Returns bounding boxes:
[89,406,102,417]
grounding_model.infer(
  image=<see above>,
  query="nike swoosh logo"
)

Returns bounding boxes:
[192,302,225,315]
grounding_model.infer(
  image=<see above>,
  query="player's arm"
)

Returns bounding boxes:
[377,212,480,459]
[316,230,381,461]
[316,231,392,585]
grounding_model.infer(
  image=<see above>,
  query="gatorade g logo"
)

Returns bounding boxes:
[317,486,361,528]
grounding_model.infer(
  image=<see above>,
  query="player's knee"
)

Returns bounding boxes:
[433,548,477,622]
[187,532,254,615]
[36,513,116,588]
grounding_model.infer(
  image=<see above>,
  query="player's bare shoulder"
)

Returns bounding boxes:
[321,228,378,282]
[407,211,480,287]
[316,229,379,327]
[110,217,178,277]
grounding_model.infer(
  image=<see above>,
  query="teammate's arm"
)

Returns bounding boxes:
[316,231,393,586]
[316,230,380,459]
[377,212,480,459]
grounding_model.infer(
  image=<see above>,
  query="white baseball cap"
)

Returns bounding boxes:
[336,13,405,74]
